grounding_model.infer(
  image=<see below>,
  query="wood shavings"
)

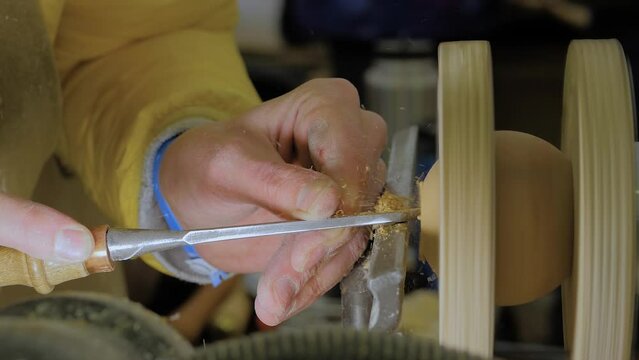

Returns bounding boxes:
[373,190,410,213]
[372,190,411,239]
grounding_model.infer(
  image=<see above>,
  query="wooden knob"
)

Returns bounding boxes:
[420,131,573,306]
[0,225,114,294]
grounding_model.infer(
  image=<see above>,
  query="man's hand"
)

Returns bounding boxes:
[160,78,387,326]
[0,192,94,262]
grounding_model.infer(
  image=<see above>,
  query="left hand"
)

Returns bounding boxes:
[160,78,387,325]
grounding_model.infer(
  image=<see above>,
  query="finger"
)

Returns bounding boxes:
[255,230,367,326]
[195,208,286,273]
[288,226,359,274]
[366,158,388,207]
[211,146,342,220]
[304,109,387,213]
[0,193,94,262]
[238,79,387,213]
[285,233,368,320]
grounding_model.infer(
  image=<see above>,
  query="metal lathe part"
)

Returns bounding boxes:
[341,125,419,331]
[107,209,419,261]
[340,261,373,328]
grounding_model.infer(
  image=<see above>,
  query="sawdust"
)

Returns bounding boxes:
[372,190,411,239]
[374,222,408,240]
[374,191,410,213]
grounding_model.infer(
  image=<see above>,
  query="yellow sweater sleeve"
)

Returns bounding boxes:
[54,0,261,229]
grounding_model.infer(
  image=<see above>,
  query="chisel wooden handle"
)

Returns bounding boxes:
[0,225,114,294]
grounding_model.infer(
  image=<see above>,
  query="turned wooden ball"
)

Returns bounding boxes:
[419,130,573,306]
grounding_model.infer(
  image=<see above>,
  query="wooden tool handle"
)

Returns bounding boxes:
[0,225,114,294]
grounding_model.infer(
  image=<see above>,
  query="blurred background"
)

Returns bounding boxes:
[238,0,638,145]
[5,0,636,356]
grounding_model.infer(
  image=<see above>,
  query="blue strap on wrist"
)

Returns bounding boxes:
[152,134,230,286]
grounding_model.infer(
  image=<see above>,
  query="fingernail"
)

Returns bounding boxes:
[274,277,298,314]
[54,226,94,262]
[296,179,337,219]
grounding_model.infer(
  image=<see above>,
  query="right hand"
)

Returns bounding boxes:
[0,192,94,262]
[159,78,387,326]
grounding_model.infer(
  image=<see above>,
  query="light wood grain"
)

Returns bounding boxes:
[436,41,495,357]
[0,246,89,294]
[561,39,636,360]
[0,226,114,293]
[419,38,635,359]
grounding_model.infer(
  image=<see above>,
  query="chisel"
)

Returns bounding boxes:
[0,208,419,294]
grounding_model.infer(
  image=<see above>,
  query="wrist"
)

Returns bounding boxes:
[156,124,209,229]
[152,132,231,286]
[153,134,184,231]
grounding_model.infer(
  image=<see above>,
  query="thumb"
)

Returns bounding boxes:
[229,161,341,220]
[0,193,94,262]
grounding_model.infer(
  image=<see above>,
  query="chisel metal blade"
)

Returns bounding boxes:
[107,208,420,261]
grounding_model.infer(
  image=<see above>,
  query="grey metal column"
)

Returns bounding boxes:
[341,125,419,330]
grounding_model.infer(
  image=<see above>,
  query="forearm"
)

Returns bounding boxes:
[56,29,260,228]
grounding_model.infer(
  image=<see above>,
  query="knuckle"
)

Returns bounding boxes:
[16,201,47,228]
[254,163,287,198]
[329,78,359,98]
[307,78,360,104]
[367,110,387,134]
[364,110,388,149]
[17,200,37,218]
[206,138,245,179]
[332,79,360,105]
[309,136,341,168]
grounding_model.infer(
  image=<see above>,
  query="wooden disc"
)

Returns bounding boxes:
[436,41,495,357]
[561,39,636,359]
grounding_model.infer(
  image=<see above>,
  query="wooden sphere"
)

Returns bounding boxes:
[420,130,573,306]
